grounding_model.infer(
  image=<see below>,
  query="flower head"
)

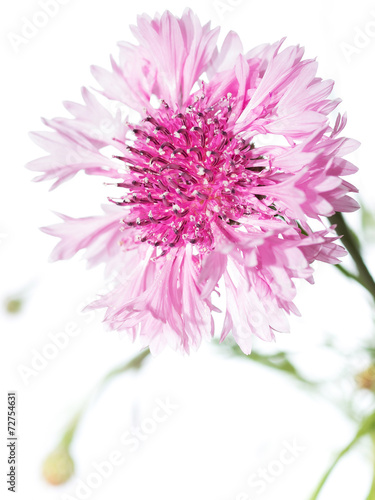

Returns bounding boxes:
[28,9,359,354]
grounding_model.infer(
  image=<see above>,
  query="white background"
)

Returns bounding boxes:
[1,0,375,499]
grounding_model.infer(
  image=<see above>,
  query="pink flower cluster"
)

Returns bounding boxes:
[28,9,359,354]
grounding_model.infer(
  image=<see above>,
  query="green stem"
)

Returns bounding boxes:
[329,213,375,301]
[60,409,84,449]
[58,348,151,451]
[215,340,315,386]
[366,433,375,500]
[335,264,363,286]
[97,348,151,392]
[309,411,375,500]
[309,439,357,500]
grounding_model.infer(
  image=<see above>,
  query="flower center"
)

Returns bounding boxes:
[110,92,270,255]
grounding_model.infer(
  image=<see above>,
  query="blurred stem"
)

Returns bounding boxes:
[96,348,151,393]
[214,340,315,386]
[335,264,363,286]
[309,438,356,500]
[366,433,375,500]
[60,409,84,450]
[329,213,375,301]
[309,411,375,500]
[57,348,150,451]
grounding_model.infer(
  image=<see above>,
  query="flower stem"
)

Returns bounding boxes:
[329,213,375,301]
[335,264,363,286]
[96,347,151,393]
[52,349,150,453]
[309,439,356,500]
[366,433,375,500]
[60,409,84,450]
[309,411,375,500]
[214,340,315,386]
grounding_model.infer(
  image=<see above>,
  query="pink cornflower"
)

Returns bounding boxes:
[28,9,359,354]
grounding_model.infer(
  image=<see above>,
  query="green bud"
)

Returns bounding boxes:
[356,365,375,391]
[42,446,75,486]
[5,298,23,314]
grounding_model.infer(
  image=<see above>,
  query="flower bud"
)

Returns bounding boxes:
[356,365,375,390]
[5,298,23,314]
[42,446,75,485]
